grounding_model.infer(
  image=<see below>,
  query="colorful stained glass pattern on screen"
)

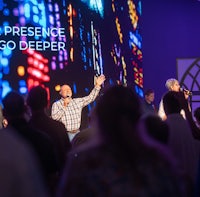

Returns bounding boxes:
[0,0,143,106]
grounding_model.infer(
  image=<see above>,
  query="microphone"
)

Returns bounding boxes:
[62,95,71,99]
[180,87,192,96]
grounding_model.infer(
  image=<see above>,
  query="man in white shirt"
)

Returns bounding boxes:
[51,75,105,141]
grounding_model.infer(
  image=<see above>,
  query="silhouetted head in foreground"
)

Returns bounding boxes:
[94,85,141,145]
[2,91,26,121]
[27,86,48,111]
[143,114,169,144]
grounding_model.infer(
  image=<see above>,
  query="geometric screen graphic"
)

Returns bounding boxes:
[0,0,143,127]
[177,58,200,113]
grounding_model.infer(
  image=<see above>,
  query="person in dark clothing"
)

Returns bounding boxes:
[71,127,94,148]
[0,104,3,128]
[141,89,156,116]
[2,91,58,195]
[0,127,48,197]
[143,114,169,144]
[57,85,189,197]
[194,107,200,128]
[27,86,71,173]
[162,91,200,186]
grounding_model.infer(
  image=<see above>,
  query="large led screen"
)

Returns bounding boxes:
[0,0,142,128]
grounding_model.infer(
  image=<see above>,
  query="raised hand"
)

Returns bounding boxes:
[95,75,106,87]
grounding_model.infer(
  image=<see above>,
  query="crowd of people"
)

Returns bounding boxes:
[0,75,200,196]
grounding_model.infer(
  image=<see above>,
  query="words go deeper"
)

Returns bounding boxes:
[0,26,66,51]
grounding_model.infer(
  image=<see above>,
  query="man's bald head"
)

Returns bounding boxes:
[60,85,72,99]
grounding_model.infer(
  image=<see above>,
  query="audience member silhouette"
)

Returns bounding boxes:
[0,104,3,128]
[27,86,71,173]
[71,126,94,148]
[162,91,200,185]
[195,158,200,197]
[0,127,48,197]
[71,110,97,148]
[142,114,169,144]
[171,95,200,196]
[57,85,188,197]
[2,91,58,195]
[194,107,200,128]
[182,104,200,140]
